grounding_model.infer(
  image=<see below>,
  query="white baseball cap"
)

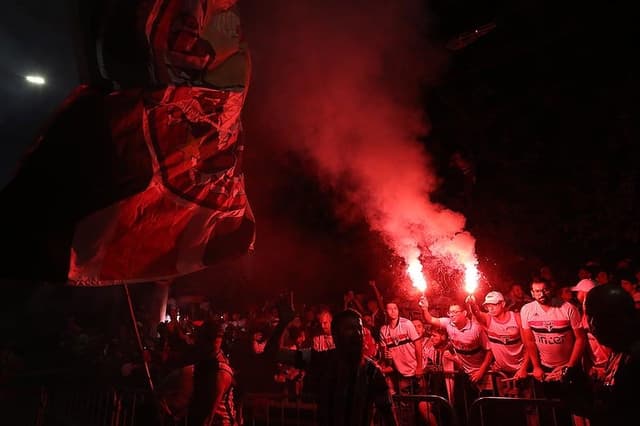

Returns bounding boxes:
[483,291,505,305]
[571,279,595,293]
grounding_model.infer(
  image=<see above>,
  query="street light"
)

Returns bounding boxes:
[25,75,46,85]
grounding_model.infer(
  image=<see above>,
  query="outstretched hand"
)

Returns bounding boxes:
[465,294,476,304]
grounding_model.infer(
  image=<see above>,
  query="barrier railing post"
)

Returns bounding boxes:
[35,385,48,426]
[469,396,568,426]
[392,394,458,426]
[130,391,139,426]
[112,389,122,426]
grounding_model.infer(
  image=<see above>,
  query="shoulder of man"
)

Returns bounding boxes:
[520,301,535,314]
[558,301,579,315]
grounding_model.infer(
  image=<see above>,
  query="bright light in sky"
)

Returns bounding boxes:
[25,75,46,85]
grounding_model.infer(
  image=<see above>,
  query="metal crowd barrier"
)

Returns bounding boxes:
[392,370,549,425]
[242,393,318,426]
[1,383,154,426]
[241,392,457,426]
[469,396,567,426]
[392,394,458,426]
[2,381,584,426]
[43,387,151,426]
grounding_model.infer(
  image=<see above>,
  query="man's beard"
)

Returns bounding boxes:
[537,296,550,305]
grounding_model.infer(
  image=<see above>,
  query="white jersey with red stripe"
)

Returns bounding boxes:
[380,317,419,376]
[437,317,489,374]
[422,342,444,370]
[520,300,581,369]
[312,334,335,352]
[485,311,525,373]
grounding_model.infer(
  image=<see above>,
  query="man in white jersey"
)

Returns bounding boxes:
[521,279,588,425]
[521,280,586,380]
[467,290,541,426]
[419,294,494,423]
[313,310,335,352]
[379,301,423,394]
[467,291,530,395]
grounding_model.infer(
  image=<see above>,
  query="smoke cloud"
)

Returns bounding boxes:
[243,0,476,287]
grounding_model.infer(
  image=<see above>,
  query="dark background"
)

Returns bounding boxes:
[1,0,638,307]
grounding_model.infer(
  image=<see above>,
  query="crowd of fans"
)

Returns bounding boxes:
[1,258,639,425]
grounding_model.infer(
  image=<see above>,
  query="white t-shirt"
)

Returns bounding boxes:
[486,311,525,373]
[437,317,490,374]
[520,300,581,369]
[380,317,420,377]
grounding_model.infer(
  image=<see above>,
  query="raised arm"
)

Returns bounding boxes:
[418,296,444,329]
[369,280,385,311]
[465,295,490,328]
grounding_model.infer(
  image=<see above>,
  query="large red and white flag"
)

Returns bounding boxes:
[0,0,255,285]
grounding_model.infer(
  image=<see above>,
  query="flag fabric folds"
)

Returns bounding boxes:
[0,0,255,285]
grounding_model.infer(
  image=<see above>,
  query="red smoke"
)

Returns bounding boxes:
[242,0,476,288]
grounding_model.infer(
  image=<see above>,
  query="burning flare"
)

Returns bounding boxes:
[407,253,427,292]
[464,262,479,294]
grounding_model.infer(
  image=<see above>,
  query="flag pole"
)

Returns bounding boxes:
[123,284,169,425]
[123,283,155,393]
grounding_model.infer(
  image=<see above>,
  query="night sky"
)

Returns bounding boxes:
[1,1,638,305]
[0,1,78,186]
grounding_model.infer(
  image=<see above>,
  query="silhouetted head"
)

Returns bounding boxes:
[195,320,225,356]
[366,298,378,313]
[585,284,638,352]
[331,309,364,363]
[510,283,525,299]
